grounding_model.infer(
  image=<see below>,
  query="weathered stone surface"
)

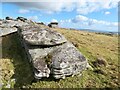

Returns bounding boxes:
[21,26,67,45]
[18,36,54,79]
[50,42,88,79]
[0,27,17,36]
[22,41,88,79]
[1,20,29,28]
[26,46,54,79]
[33,58,50,79]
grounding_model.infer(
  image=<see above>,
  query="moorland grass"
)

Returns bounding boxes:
[0,27,119,88]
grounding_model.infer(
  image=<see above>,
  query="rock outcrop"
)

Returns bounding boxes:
[21,25,67,45]
[1,17,89,79]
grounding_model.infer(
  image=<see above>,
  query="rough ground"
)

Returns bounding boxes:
[0,25,119,88]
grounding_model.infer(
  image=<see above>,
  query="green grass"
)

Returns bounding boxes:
[1,33,34,88]
[0,27,119,88]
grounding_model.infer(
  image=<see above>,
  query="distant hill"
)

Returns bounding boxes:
[77,29,118,35]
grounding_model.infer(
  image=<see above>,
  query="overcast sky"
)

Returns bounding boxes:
[0,0,119,32]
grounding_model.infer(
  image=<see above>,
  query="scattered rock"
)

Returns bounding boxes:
[37,22,45,25]
[48,22,58,28]
[16,17,27,22]
[92,57,108,67]
[6,17,13,20]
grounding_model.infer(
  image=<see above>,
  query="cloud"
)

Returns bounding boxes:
[72,15,88,23]
[27,15,38,21]
[59,15,117,31]
[62,15,118,27]
[105,11,111,15]
[18,9,30,14]
[7,0,119,14]
[76,0,118,14]
[51,19,58,22]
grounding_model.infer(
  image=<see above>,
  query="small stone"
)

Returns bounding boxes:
[6,17,13,20]
[92,57,108,67]
[16,17,27,22]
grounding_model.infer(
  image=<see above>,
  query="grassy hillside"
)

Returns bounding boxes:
[0,27,119,88]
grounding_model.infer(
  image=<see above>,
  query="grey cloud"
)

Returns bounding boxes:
[3,0,119,14]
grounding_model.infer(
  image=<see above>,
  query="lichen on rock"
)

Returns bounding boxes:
[1,17,89,80]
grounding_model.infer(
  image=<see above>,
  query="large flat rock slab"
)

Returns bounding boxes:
[0,27,17,37]
[21,26,67,46]
[1,20,29,28]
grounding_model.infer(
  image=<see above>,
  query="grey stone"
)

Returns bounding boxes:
[21,26,67,45]
[37,22,45,25]
[18,35,53,79]
[16,17,27,22]
[50,42,88,79]
[1,20,29,28]
[0,27,17,36]
[33,58,50,79]
[6,17,13,20]
[25,46,55,79]
[23,41,88,79]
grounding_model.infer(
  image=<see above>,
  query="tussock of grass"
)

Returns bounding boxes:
[0,27,119,88]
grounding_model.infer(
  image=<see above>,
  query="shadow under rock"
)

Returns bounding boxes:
[2,33,34,88]
[2,33,59,88]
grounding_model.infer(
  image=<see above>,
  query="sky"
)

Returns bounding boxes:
[0,0,119,32]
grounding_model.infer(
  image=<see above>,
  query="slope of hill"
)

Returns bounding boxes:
[0,25,119,88]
